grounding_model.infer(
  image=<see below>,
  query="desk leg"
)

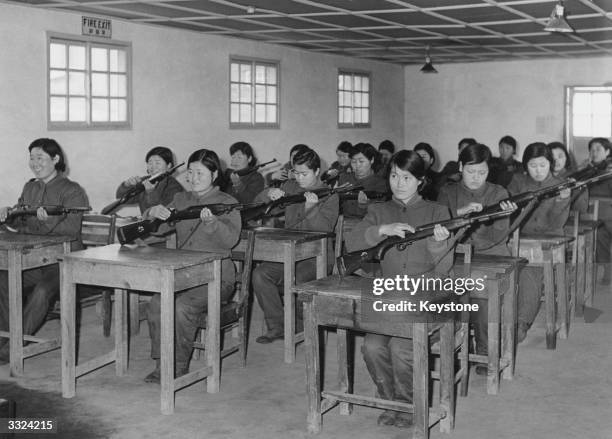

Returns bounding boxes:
[303,299,321,434]
[207,259,221,394]
[316,238,327,279]
[336,328,352,415]
[283,243,296,364]
[61,265,76,398]
[576,235,586,317]
[440,321,454,432]
[115,288,128,376]
[543,261,556,350]
[502,269,517,380]
[129,292,140,336]
[8,250,23,377]
[487,282,500,395]
[553,246,568,340]
[584,231,595,310]
[413,323,429,439]
[160,270,175,415]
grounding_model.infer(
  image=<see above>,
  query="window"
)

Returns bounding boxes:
[338,70,371,128]
[568,86,612,138]
[230,58,279,128]
[48,34,131,129]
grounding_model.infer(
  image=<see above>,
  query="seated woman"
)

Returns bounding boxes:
[346,150,452,428]
[267,144,310,187]
[376,139,395,178]
[507,142,571,340]
[0,138,88,363]
[321,141,354,186]
[144,149,241,383]
[413,142,441,201]
[252,147,339,344]
[489,135,522,188]
[548,141,588,213]
[439,137,477,186]
[222,141,265,204]
[115,146,184,214]
[337,143,388,219]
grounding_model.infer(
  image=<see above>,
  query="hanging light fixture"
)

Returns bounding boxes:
[544,1,575,33]
[420,46,437,74]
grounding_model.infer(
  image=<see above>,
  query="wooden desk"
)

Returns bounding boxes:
[0,232,72,376]
[294,275,456,439]
[59,243,226,414]
[511,234,573,349]
[576,220,600,312]
[233,227,332,364]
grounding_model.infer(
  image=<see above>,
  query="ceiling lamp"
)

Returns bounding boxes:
[544,1,575,33]
[420,46,437,74]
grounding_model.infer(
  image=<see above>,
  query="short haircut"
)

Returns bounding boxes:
[336,141,354,155]
[458,143,492,167]
[458,138,477,150]
[499,135,517,151]
[146,146,174,166]
[187,148,224,187]
[290,144,310,157]
[229,141,257,167]
[413,142,436,166]
[390,150,426,180]
[522,142,553,171]
[351,142,381,171]
[28,138,66,172]
[547,141,572,171]
[588,137,611,152]
[378,139,395,154]
[292,147,320,171]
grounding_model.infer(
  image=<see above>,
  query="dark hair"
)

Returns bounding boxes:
[378,140,395,154]
[187,148,224,187]
[145,146,174,166]
[390,150,426,180]
[229,141,256,167]
[351,142,381,171]
[413,142,436,166]
[290,144,310,157]
[522,142,553,171]
[499,135,517,151]
[458,138,477,150]
[291,147,320,171]
[588,137,611,152]
[547,141,572,171]
[336,141,354,155]
[458,143,492,167]
[28,138,66,172]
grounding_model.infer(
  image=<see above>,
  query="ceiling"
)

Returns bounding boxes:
[7,0,612,64]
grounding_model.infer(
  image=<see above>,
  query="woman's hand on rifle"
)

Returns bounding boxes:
[149,204,172,220]
[124,176,141,187]
[432,224,450,242]
[230,172,242,188]
[357,190,369,205]
[143,179,156,192]
[558,188,571,199]
[267,188,285,201]
[36,207,49,221]
[0,207,9,222]
[303,192,319,210]
[200,207,217,224]
[499,200,518,212]
[457,202,482,216]
[379,223,415,238]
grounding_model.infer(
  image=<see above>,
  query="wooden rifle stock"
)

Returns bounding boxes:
[1,205,91,225]
[231,159,277,177]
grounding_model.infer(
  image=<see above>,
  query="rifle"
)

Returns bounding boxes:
[117,202,256,244]
[339,190,390,202]
[101,162,184,215]
[230,159,277,177]
[1,205,91,225]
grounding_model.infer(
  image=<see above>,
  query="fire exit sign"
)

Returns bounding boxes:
[82,16,112,38]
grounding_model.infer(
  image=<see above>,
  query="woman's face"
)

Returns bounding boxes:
[527,156,551,182]
[379,149,392,164]
[29,147,59,182]
[187,161,216,194]
[589,142,610,164]
[351,153,373,178]
[292,163,319,189]
[461,161,489,190]
[389,165,420,202]
[230,151,250,170]
[499,143,515,161]
[146,155,171,176]
[415,150,433,170]
[336,150,351,167]
[551,148,567,173]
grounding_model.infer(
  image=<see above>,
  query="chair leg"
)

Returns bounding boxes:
[102,290,112,337]
[459,321,469,397]
[544,261,556,350]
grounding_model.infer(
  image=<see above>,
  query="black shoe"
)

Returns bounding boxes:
[255,331,284,344]
[394,412,414,429]
[517,322,530,343]
[144,368,160,384]
[475,365,488,376]
[377,410,396,426]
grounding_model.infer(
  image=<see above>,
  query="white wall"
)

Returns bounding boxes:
[404,57,612,169]
[0,2,404,211]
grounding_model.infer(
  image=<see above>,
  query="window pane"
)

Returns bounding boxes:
[573,93,590,115]
[362,92,369,107]
[92,98,109,122]
[344,75,353,91]
[255,65,266,83]
[110,98,127,122]
[50,70,67,95]
[343,108,352,124]
[50,43,66,69]
[91,47,108,71]
[354,109,362,124]
[239,104,251,123]
[230,84,239,102]
[109,49,126,72]
[92,73,109,96]
[338,108,344,123]
[68,45,85,70]
[240,84,251,103]
[240,64,251,83]
[266,66,276,85]
[69,97,86,121]
[593,116,612,137]
[354,76,362,92]
[355,93,362,107]
[266,86,276,104]
[68,71,85,95]
[110,74,126,97]
[50,97,67,121]
[230,63,239,82]
[255,104,266,123]
[363,108,370,123]
[255,85,266,103]
[343,91,352,106]
[338,75,344,90]
[592,93,611,116]
[230,103,240,123]
[267,105,277,123]
[362,76,369,92]
[573,115,590,137]
[339,92,344,107]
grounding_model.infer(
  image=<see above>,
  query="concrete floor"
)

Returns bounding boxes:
[1,280,611,439]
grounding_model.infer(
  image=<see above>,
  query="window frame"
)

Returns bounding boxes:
[337,69,372,129]
[47,31,132,131]
[229,56,280,129]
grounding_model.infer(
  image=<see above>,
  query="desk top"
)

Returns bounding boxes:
[58,243,227,269]
[244,227,334,243]
[0,232,73,250]
[516,234,573,245]
[293,274,367,299]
